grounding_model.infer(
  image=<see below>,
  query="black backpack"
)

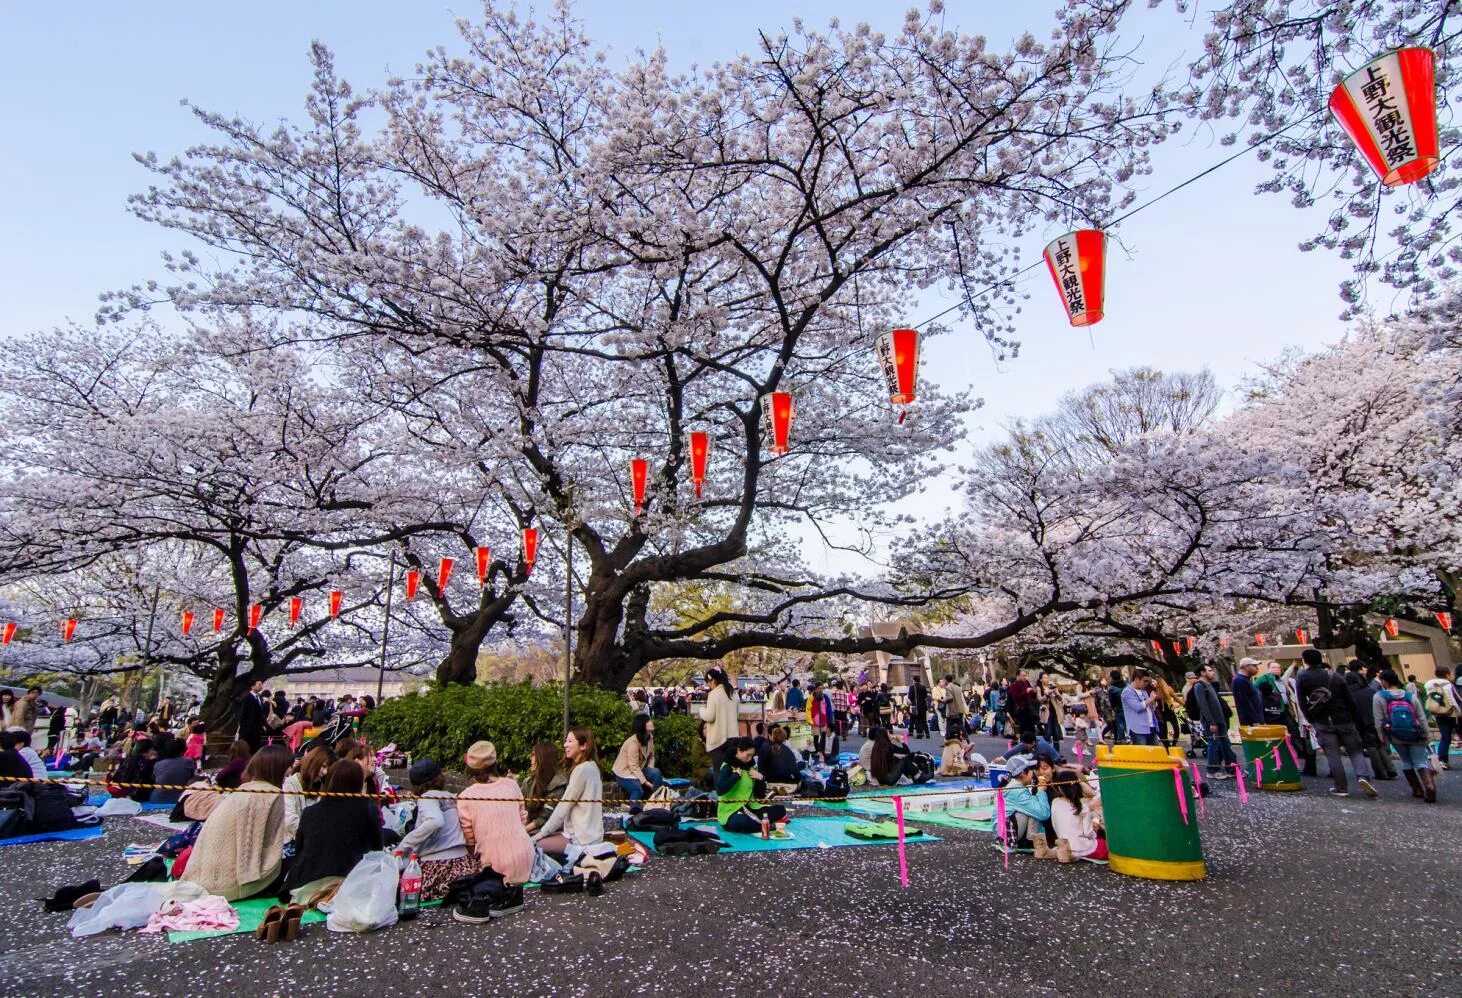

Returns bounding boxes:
[907,752,935,785]
[823,767,850,799]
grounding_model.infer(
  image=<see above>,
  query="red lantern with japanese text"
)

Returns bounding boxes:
[630,458,649,515]
[522,528,539,573]
[688,432,710,499]
[1437,611,1453,632]
[476,546,491,588]
[1043,229,1106,327]
[876,328,919,419]
[1255,633,1266,647]
[248,604,262,633]
[1382,618,1399,638]
[1150,639,1163,656]
[1184,635,1196,653]
[1329,48,1439,187]
[329,590,343,617]
[438,557,454,593]
[405,570,420,600]
[761,392,793,456]
[2,622,15,645]
[62,618,77,641]
[213,608,225,633]
[181,611,194,636]
[1295,628,1309,645]
[289,597,303,627]
[1219,635,1231,651]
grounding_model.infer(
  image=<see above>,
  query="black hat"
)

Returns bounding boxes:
[408,758,442,786]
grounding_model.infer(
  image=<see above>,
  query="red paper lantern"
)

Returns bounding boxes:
[522,528,538,573]
[438,557,454,593]
[688,432,710,499]
[630,458,649,515]
[62,618,77,641]
[476,546,491,588]
[1329,48,1439,187]
[1043,229,1106,327]
[329,590,343,617]
[761,392,793,456]
[1184,635,1196,653]
[1294,628,1309,645]
[1383,618,1399,638]
[405,570,420,600]
[289,596,303,627]
[1150,639,1163,655]
[1437,611,1453,632]
[876,328,919,408]
[1219,635,1231,651]
[2,622,15,645]
[1255,633,1266,647]
[213,608,225,633]
[181,611,194,636]
[1172,641,1183,656]
[248,604,262,634]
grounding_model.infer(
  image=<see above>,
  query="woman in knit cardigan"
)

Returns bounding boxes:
[182,745,293,901]
[533,728,604,857]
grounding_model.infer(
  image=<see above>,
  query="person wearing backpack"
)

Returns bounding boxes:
[1422,666,1459,771]
[1296,649,1377,799]
[1373,669,1437,802]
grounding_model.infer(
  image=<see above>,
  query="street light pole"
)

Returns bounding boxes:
[378,551,397,704]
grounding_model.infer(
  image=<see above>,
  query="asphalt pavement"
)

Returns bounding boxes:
[2,730,1459,997]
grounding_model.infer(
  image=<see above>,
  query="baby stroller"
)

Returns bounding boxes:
[1185,716,1207,759]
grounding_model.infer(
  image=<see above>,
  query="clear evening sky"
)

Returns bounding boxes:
[0,2,1382,572]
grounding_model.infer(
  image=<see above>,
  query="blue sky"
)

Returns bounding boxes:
[0,1,1364,570]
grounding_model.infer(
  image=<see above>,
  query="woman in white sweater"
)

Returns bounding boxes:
[700,668,739,780]
[533,728,604,856]
[1046,769,1106,863]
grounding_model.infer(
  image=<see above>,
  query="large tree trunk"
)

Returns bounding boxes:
[571,583,649,692]
[436,629,484,686]
[199,643,276,758]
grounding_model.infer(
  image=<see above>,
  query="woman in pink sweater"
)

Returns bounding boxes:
[456,741,534,885]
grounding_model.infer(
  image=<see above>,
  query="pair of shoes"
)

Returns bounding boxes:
[1327,787,1350,797]
[1054,839,1073,864]
[1031,838,1055,861]
[453,883,525,922]
[255,905,285,943]
[540,873,585,894]
[1209,771,1232,780]
[1356,778,1379,799]
[282,903,305,941]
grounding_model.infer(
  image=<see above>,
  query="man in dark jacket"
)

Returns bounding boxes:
[1232,658,1265,727]
[1007,671,1037,736]
[1296,649,1377,798]
[1344,661,1396,779]
[1194,666,1238,779]
[908,677,931,739]
[235,679,267,752]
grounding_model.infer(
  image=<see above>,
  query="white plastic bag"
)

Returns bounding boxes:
[67,883,164,937]
[326,851,399,933]
[381,802,413,837]
[94,797,142,818]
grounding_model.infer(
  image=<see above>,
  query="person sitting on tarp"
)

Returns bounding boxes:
[1000,756,1052,852]
[716,738,788,834]
[757,725,802,785]
[994,730,1065,767]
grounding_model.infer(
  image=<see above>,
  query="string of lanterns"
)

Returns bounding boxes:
[0,50,1444,653]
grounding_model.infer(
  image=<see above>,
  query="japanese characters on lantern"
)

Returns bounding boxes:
[405,570,421,600]
[1329,47,1439,187]
[761,391,793,456]
[62,618,77,641]
[1383,618,1400,638]
[1439,611,1454,632]
[289,596,303,627]
[213,608,226,633]
[476,546,491,588]
[876,328,919,409]
[2,622,16,645]
[1043,229,1106,327]
[688,431,710,499]
[181,611,195,636]
[248,604,262,633]
[438,557,454,592]
[1294,628,1309,645]
[329,590,343,617]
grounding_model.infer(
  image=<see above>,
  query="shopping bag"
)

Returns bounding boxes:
[325,851,400,933]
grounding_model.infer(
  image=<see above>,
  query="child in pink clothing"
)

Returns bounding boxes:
[184,722,206,765]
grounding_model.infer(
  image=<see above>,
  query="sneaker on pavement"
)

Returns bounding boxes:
[452,900,494,924]
[1357,778,1379,798]
[489,886,525,918]
[1208,771,1232,780]
[1327,787,1349,797]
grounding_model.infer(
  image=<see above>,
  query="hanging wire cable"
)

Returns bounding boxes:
[915,108,1330,330]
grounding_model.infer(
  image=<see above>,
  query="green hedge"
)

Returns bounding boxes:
[646,712,705,782]
[364,681,635,776]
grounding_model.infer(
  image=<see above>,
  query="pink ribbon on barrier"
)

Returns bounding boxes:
[1284,734,1302,769]
[893,796,909,889]
[1255,757,1264,784]
[1189,762,1206,819]
[1233,762,1249,804]
[1075,741,1084,765]
[1173,767,1189,825]
[995,789,1009,869]
[1272,746,1281,769]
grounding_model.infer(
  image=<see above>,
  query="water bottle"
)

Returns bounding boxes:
[398,852,422,920]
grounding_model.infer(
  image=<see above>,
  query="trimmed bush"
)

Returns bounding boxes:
[365,681,634,776]
[648,712,705,781]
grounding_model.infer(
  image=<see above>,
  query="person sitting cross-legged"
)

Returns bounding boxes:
[715,737,788,834]
[998,756,1053,855]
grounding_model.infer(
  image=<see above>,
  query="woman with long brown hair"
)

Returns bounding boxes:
[182,744,293,900]
[533,728,603,857]
[519,740,567,834]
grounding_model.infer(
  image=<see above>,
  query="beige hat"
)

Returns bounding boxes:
[464,740,497,771]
